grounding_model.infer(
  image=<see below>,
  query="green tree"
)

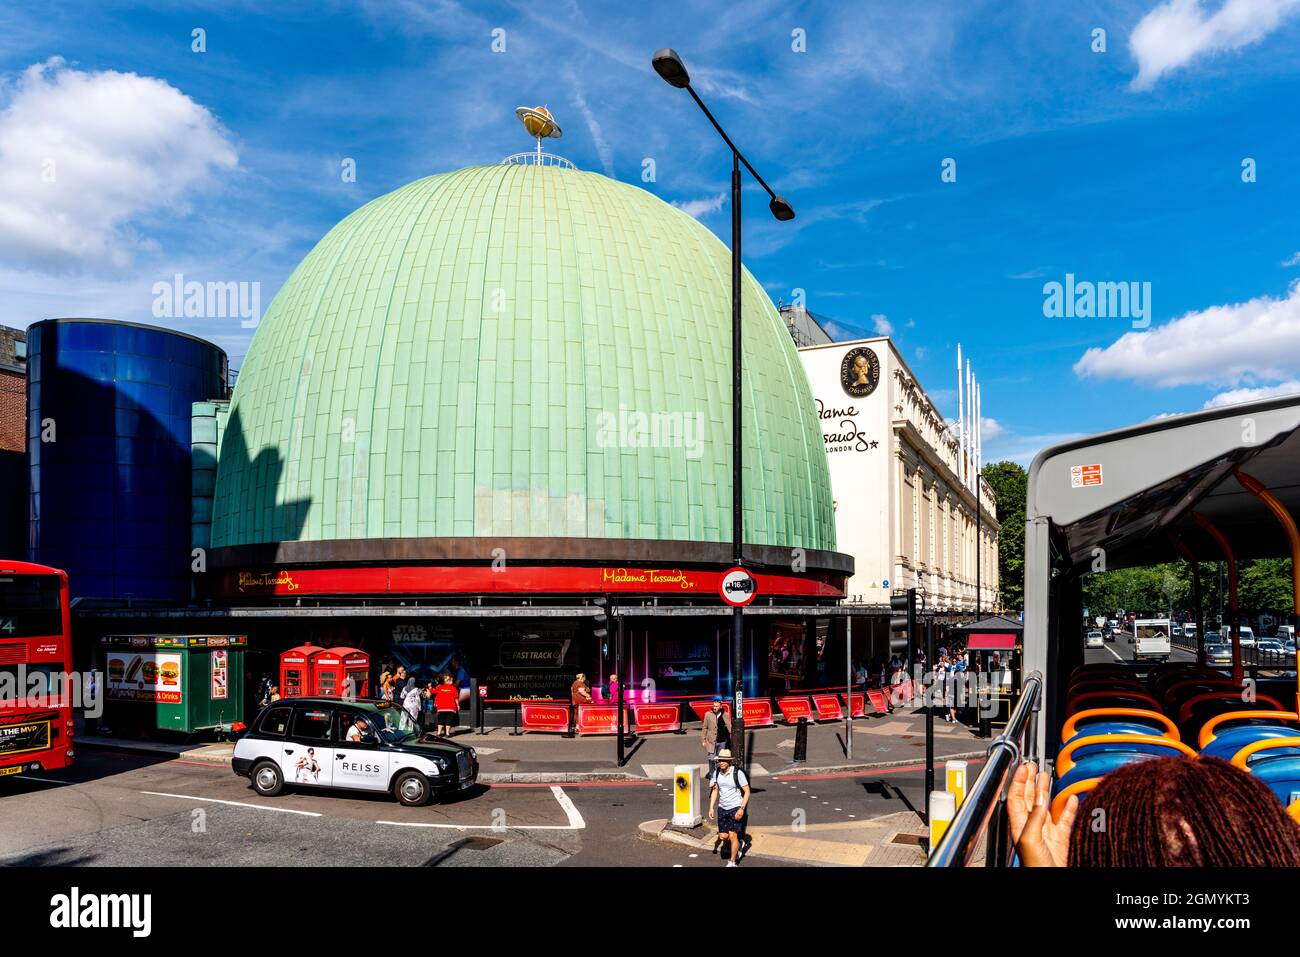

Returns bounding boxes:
[982,460,1027,613]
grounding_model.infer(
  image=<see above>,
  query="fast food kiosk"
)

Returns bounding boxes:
[279,644,324,699]
[309,646,371,698]
[100,634,247,737]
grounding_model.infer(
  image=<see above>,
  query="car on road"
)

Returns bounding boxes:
[1256,639,1285,657]
[1236,626,1257,648]
[1205,642,1233,666]
[232,697,478,807]
[1086,630,1105,649]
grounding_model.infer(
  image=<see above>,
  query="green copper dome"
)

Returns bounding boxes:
[211,163,835,554]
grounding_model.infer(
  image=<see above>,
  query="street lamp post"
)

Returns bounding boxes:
[653,48,794,766]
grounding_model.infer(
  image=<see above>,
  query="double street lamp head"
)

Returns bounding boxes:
[651,48,691,88]
[652,47,795,223]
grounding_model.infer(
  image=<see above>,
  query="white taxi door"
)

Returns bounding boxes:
[281,705,335,787]
[331,710,391,791]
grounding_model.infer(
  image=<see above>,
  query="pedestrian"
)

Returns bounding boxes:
[433,674,460,736]
[256,672,273,708]
[401,679,423,727]
[569,671,592,735]
[707,748,751,867]
[449,654,472,710]
[84,667,100,734]
[701,697,732,780]
[378,661,394,700]
[268,683,281,702]
[607,673,620,703]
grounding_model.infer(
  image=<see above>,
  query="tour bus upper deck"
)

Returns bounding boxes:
[931,392,1300,866]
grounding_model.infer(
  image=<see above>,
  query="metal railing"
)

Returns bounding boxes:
[501,151,577,169]
[927,671,1043,867]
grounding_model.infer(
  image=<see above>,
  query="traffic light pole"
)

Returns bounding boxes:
[925,615,934,824]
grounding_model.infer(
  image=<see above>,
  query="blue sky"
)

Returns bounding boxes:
[2,0,1299,464]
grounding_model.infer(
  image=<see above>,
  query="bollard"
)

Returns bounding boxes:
[793,716,808,762]
[945,759,968,808]
[929,790,956,851]
[671,764,702,827]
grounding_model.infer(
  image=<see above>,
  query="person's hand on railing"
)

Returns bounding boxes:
[1007,761,1076,867]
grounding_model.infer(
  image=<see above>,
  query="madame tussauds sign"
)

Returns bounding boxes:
[816,398,877,454]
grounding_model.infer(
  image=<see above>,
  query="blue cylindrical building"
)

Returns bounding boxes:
[27,318,227,601]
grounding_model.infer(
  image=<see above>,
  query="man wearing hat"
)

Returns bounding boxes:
[708,748,750,866]
[701,697,731,781]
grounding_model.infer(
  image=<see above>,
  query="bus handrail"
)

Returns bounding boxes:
[927,671,1043,867]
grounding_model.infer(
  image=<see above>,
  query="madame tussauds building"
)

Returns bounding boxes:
[168,155,853,707]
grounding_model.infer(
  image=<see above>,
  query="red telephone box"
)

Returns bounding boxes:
[279,644,324,699]
[311,646,370,698]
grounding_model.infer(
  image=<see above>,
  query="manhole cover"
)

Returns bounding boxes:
[890,833,926,846]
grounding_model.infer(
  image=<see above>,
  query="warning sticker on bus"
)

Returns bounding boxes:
[1070,464,1103,488]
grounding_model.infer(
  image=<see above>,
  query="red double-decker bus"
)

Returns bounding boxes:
[0,561,75,777]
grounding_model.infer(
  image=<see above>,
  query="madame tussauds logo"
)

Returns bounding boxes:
[50,887,151,937]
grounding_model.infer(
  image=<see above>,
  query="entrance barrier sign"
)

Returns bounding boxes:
[633,703,681,733]
[742,699,775,727]
[576,704,623,735]
[866,690,890,714]
[842,692,866,717]
[812,694,843,721]
[520,702,570,733]
[689,700,731,722]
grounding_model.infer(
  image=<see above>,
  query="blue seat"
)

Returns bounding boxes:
[1054,751,1155,794]
[1246,756,1300,806]
[1200,725,1300,761]
[1063,720,1175,745]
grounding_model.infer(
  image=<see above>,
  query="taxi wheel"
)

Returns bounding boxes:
[251,761,284,797]
[394,771,432,807]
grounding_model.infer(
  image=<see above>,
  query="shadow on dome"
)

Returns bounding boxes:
[211,404,310,548]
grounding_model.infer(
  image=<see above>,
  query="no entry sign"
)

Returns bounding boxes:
[720,566,757,606]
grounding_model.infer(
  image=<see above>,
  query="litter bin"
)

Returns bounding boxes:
[101,635,247,737]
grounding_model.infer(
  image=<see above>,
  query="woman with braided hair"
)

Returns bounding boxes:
[1008,756,1300,867]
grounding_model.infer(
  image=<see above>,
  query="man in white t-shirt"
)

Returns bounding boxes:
[708,748,751,867]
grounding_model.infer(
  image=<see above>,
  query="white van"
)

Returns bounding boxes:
[1133,619,1171,663]
[1236,626,1256,648]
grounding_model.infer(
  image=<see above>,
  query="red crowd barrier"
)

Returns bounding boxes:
[842,692,866,717]
[632,703,681,734]
[812,693,843,721]
[776,696,814,724]
[866,690,890,714]
[519,701,570,733]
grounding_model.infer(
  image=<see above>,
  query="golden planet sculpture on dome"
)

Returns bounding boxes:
[516,105,562,139]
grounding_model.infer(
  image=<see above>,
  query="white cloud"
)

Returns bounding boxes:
[1203,379,1300,408]
[0,57,237,272]
[672,193,726,218]
[1283,251,1300,267]
[981,416,1005,440]
[566,68,613,178]
[1129,0,1300,91]
[871,313,893,335]
[1073,279,1300,387]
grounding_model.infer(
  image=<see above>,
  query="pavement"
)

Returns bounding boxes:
[76,705,987,782]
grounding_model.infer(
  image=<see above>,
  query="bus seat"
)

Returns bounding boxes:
[1230,739,1300,806]
[1054,752,1155,794]
[1200,726,1300,762]
[1065,690,1162,716]
[1178,692,1286,726]
[1061,708,1180,744]
[1198,710,1300,749]
[1056,734,1196,776]
[1050,777,1100,823]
